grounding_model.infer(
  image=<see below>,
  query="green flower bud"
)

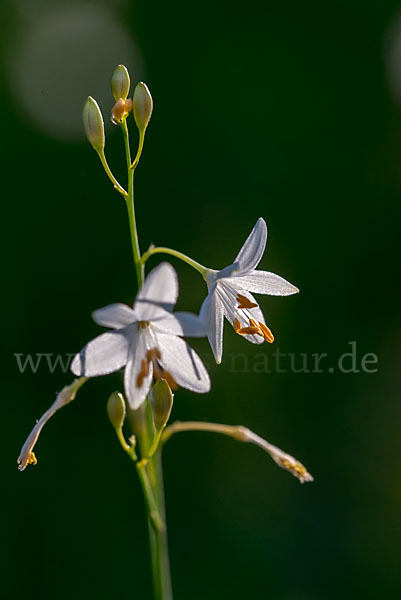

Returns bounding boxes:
[111,64,131,101]
[83,96,105,153]
[150,379,173,431]
[133,82,153,131]
[107,391,126,431]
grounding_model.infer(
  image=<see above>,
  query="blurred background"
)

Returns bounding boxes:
[2,0,401,598]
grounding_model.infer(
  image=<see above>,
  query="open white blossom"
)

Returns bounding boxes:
[71,263,210,409]
[200,218,299,363]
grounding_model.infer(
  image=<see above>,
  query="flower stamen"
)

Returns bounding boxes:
[136,358,149,388]
[26,451,37,467]
[258,321,274,343]
[233,317,274,343]
[144,348,178,391]
[233,318,242,333]
[236,293,258,309]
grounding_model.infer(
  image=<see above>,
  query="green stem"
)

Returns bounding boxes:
[145,452,173,600]
[137,462,167,533]
[119,122,173,597]
[141,246,210,279]
[131,129,145,170]
[98,151,128,197]
[121,121,144,286]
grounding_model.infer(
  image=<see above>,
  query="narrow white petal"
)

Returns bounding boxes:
[135,262,178,320]
[234,217,267,273]
[217,281,265,345]
[92,303,137,328]
[200,289,224,364]
[71,330,129,376]
[156,333,211,393]
[124,331,154,409]
[233,270,299,296]
[152,311,207,338]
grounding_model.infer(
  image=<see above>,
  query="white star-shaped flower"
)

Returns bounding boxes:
[71,263,210,408]
[200,218,299,363]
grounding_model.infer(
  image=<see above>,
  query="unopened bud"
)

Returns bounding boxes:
[111,64,131,101]
[111,98,133,125]
[107,391,126,430]
[83,96,105,153]
[150,379,173,431]
[133,82,153,131]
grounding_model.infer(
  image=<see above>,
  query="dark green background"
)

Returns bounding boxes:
[3,0,401,598]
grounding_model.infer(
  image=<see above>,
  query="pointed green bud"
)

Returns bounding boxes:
[83,96,105,153]
[150,379,173,431]
[111,64,131,101]
[133,82,153,131]
[107,391,126,431]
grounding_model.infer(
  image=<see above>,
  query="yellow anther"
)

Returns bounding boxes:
[233,318,242,333]
[162,371,178,391]
[237,326,261,335]
[233,317,274,343]
[136,358,149,388]
[147,347,161,361]
[236,293,258,309]
[279,459,311,483]
[258,321,274,343]
[27,452,37,467]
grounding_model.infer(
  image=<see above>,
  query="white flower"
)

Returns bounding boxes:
[71,263,210,409]
[200,218,299,363]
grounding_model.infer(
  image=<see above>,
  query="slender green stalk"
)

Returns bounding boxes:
[141,246,210,279]
[120,118,173,599]
[137,462,167,533]
[98,151,128,197]
[121,121,144,286]
[131,129,145,170]
[145,452,173,600]
[161,421,313,484]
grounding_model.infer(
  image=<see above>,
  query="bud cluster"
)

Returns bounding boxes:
[83,64,153,152]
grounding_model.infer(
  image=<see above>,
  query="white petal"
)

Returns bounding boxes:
[215,263,240,280]
[135,262,178,320]
[200,288,224,364]
[157,333,211,393]
[217,281,265,345]
[234,218,267,273]
[152,311,207,337]
[124,331,154,409]
[71,330,129,376]
[233,270,299,296]
[92,303,137,328]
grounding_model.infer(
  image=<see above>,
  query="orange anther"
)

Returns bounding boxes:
[258,321,274,343]
[163,371,178,391]
[136,358,149,388]
[147,347,161,361]
[233,318,242,333]
[236,293,258,310]
[237,326,263,336]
